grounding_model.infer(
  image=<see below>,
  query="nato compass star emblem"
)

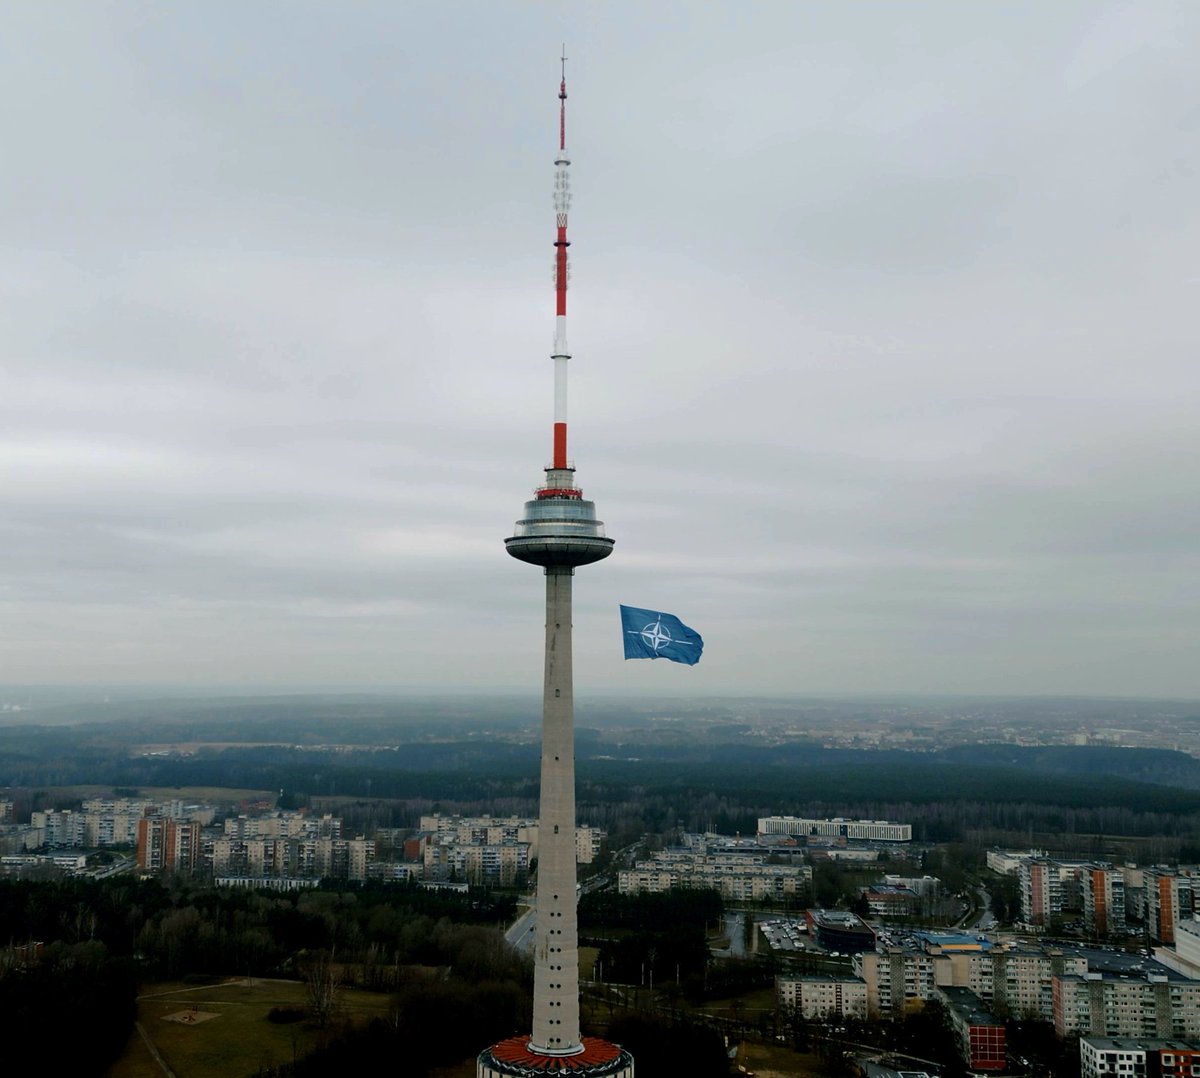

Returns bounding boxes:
[637,618,673,653]
[628,616,697,655]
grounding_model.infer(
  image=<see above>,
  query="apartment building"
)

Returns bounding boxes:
[211,834,374,882]
[1053,971,1200,1039]
[224,811,342,841]
[776,975,869,1019]
[1083,864,1127,937]
[1079,1037,1200,1078]
[423,839,529,886]
[854,948,938,1014]
[137,817,201,874]
[1149,871,1182,946]
[938,986,1006,1073]
[757,816,912,843]
[854,941,1092,1020]
[619,855,810,901]
[419,813,604,865]
[1018,857,1092,926]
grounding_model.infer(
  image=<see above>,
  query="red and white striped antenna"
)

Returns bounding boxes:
[551,44,571,472]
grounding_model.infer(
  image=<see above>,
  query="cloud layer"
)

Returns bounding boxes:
[2,3,1198,696]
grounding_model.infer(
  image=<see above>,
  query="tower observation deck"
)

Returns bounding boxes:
[478,55,632,1078]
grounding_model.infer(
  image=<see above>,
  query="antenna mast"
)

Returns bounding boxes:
[552,45,571,471]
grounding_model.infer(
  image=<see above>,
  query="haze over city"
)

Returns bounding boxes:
[3,2,1198,697]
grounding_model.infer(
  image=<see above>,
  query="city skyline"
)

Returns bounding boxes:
[3,3,1199,697]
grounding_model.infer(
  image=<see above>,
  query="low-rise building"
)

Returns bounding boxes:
[806,910,875,954]
[986,848,1045,875]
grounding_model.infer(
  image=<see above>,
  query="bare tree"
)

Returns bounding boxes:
[300,950,340,1028]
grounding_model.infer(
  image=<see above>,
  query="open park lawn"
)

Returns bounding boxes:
[733,1040,827,1078]
[106,977,397,1078]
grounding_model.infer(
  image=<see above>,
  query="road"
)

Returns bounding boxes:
[506,904,537,954]
[970,885,997,930]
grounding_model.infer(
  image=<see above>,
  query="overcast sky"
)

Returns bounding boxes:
[2,2,1198,698]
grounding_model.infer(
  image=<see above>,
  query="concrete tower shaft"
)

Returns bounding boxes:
[530,567,581,1052]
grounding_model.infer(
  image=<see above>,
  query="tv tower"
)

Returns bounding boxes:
[476,55,634,1078]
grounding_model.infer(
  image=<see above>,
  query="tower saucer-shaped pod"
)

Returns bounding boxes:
[505,468,614,570]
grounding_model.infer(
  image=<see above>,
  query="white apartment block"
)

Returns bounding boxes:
[618,851,811,902]
[777,975,869,1019]
[423,840,530,886]
[418,814,603,865]
[1019,857,1092,926]
[1166,919,1200,978]
[758,816,912,842]
[211,834,374,882]
[1079,1037,1150,1078]
[224,811,342,841]
[854,948,938,1014]
[29,799,215,850]
[1054,972,1200,1040]
[854,943,1090,1020]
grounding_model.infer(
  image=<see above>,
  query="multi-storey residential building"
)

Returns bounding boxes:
[854,948,938,1014]
[30,799,213,851]
[1079,1036,1200,1078]
[1149,870,1182,945]
[1018,857,1091,926]
[776,975,868,1019]
[419,814,604,865]
[30,809,84,847]
[757,816,912,843]
[1159,1041,1200,1077]
[618,851,810,902]
[214,835,374,883]
[366,861,421,883]
[1053,971,1200,1039]
[1083,864,1127,938]
[1164,919,1200,978]
[938,986,1006,1073]
[855,941,1096,1021]
[137,817,200,874]
[224,812,342,841]
[424,839,529,886]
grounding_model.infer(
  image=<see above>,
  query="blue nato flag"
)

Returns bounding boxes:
[620,605,704,665]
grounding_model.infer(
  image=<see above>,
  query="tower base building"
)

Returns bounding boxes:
[478,1038,634,1078]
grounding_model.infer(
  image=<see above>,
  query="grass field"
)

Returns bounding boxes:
[106,977,396,1078]
[733,1040,827,1078]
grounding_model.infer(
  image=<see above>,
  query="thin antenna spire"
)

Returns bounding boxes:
[559,46,568,151]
